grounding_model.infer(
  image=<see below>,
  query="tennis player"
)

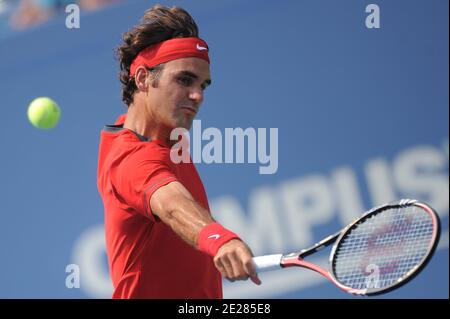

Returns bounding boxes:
[97,4,261,298]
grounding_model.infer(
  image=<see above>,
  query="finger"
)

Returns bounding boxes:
[243,259,262,285]
[214,259,226,278]
[214,257,232,280]
[217,255,235,281]
[250,274,262,285]
[228,251,249,281]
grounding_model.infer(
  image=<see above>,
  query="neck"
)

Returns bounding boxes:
[123,103,176,146]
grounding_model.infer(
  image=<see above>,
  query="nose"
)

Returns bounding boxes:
[188,88,204,104]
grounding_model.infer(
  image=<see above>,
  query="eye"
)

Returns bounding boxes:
[177,76,192,86]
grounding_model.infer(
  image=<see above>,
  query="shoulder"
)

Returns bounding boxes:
[117,139,176,178]
[130,140,172,164]
[100,128,174,174]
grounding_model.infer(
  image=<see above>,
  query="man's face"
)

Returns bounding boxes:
[146,57,211,131]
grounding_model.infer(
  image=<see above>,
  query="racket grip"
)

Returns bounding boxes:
[252,254,283,272]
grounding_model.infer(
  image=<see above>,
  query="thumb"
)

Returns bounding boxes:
[250,274,262,285]
[244,260,262,285]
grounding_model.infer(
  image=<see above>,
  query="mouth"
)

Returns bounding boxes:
[179,106,197,115]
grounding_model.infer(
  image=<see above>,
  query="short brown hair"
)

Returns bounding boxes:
[116,4,200,106]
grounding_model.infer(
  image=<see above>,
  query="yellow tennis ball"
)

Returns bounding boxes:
[27,97,61,129]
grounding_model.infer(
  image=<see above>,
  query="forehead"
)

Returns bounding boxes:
[163,57,211,78]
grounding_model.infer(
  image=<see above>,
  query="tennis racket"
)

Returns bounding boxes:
[252,199,441,295]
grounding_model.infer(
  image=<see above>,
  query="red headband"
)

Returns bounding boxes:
[129,37,210,77]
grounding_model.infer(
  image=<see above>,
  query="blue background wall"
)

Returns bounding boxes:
[0,0,448,298]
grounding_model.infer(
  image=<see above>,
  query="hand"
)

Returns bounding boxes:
[214,239,262,285]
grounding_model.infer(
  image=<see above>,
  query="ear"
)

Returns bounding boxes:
[134,66,149,92]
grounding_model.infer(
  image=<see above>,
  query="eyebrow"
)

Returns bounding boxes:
[177,70,212,87]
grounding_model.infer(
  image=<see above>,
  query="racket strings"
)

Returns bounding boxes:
[332,205,434,290]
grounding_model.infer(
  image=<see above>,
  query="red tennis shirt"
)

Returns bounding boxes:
[97,114,222,299]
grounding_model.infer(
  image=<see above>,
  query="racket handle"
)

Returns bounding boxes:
[252,254,283,272]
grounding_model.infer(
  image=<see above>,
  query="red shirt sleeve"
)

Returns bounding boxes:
[117,143,178,221]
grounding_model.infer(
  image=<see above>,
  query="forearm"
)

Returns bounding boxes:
[163,194,215,247]
[150,182,215,247]
[150,182,260,284]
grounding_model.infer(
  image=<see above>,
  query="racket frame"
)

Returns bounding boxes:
[278,199,441,295]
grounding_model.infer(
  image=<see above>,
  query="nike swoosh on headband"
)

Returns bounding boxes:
[196,44,208,51]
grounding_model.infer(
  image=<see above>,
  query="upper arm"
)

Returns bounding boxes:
[116,147,178,221]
